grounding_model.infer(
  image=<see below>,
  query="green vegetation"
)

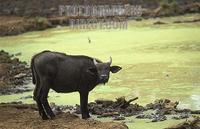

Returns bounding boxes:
[157,0,183,16]
[28,17,51,30]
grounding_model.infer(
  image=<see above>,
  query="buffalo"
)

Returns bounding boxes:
[31,50,122,119]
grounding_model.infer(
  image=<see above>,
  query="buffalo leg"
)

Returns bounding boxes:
[39,80,55,119]
[33,84,49,120]
[79,91,90,119]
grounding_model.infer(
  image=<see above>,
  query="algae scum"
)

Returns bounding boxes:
[0,14,200,129]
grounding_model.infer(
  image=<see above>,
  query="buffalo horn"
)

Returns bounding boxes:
[93,58,98,65]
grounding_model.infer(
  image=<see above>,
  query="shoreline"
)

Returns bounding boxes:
[0,13,200,37]
[0,50,32,95]
[0,99,199,129]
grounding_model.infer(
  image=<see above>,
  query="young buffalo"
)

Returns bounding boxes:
[31,51,122,119]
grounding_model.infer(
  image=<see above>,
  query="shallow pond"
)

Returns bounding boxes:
[0,14,200,129]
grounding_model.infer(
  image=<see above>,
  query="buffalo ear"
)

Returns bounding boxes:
[87,67,97,75]
[110,66,122,73]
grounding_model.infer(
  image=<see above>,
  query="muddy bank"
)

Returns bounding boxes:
[0,50,32,95]
[166,118,200,129]
[0,103,128,129]
[0,16,69,36]
[31,96,199,123]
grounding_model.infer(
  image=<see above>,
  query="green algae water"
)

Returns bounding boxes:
[0,14,200,129]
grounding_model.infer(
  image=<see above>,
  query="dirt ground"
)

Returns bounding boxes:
[0,103,128,129]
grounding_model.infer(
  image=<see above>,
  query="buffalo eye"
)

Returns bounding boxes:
[87,67,97,75]
[105,67,109,71]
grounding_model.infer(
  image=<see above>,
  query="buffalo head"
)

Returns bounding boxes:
[88,57,122,84]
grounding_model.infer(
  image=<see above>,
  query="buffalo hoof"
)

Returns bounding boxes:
[41,115,49,120]
[49,115,56,120]
[82,114,90,119]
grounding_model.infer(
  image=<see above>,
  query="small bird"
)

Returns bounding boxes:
[88,37,91,43]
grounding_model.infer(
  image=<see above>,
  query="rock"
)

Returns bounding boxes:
[113,116,126,121]
[136,112,167,122]
[136,114,153,119]
[95,99,114,107]
[156,108,176,115]
[165,101,179,110]
[88,97,141,117]
[145,99,178,111]
[97,112,120,118]
[89,104,104,115]
[14,73,27,79]
[52,105,63,115]
[145,103,154,110]
[10,101,23,104]
[172,113,190,120]
[20,95,32,100]
[151,114,167,122]
[74,104,81,114]
[50,103,76,115]
[113,97,138,109]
